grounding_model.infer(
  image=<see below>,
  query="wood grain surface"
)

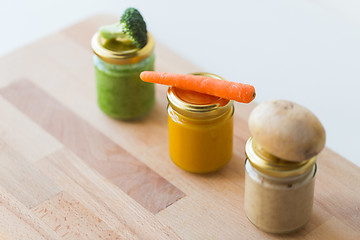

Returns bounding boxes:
[0,79,184,214]
[0,14,359,240]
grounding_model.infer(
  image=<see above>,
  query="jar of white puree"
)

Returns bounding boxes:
[245,137,317,233]
[244,99,325,234]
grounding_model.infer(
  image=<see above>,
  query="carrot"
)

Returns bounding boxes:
[140,71,256,103]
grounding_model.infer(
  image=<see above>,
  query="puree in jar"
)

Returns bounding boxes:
[91,28,156,120]
[93,54,155,120]
[167,86,234,173]
[244,158,316,233]
[244,98,325,233]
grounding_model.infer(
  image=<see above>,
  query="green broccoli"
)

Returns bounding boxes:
[100,8,148,49]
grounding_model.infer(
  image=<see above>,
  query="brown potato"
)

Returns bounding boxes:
[249,99,326,162]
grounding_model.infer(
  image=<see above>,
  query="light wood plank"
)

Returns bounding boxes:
[0,206,48,240]
[32,191,128,240]
[0,139,61,209]
[313,159,360,231]
[35,148,183,240]
[305,217,360,240]
[0,185,61,240]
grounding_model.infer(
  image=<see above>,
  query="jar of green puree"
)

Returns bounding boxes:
[91,8,155,120]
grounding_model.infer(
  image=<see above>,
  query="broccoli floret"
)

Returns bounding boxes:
[100,8,148,49]
[120,8,148,48]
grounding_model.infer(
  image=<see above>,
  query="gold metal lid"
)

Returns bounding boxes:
[167,72,234,119]
[245,137,316,178]
[91,32,154,65]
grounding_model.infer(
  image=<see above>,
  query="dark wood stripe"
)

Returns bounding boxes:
[0,79,185,213]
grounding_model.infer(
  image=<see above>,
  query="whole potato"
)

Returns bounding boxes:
[249,99,326,162]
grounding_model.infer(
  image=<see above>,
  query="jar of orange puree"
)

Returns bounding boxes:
[166,73,234,173]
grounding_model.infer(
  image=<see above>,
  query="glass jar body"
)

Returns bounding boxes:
[244,159,316,233]
[93,54,155,120]
[167,104,234,173]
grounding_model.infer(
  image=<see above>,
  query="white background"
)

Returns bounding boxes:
[1,0,360,166]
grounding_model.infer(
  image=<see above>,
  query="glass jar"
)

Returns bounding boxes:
[91,32,155,120]
[244,137,317,234]
[167,73,234,173]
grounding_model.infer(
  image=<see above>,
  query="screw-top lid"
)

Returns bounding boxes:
[167,72,233,119]
[91,32,154,65]
[245,137,316,178]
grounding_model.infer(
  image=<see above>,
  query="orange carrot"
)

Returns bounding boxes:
[140,71,256,103]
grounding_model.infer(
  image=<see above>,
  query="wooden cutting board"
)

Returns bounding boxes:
[0,15,359,240]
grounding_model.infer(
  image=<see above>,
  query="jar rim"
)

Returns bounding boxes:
[167,72,234,119]
[245,137,317,178]
[91,32,154,65]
